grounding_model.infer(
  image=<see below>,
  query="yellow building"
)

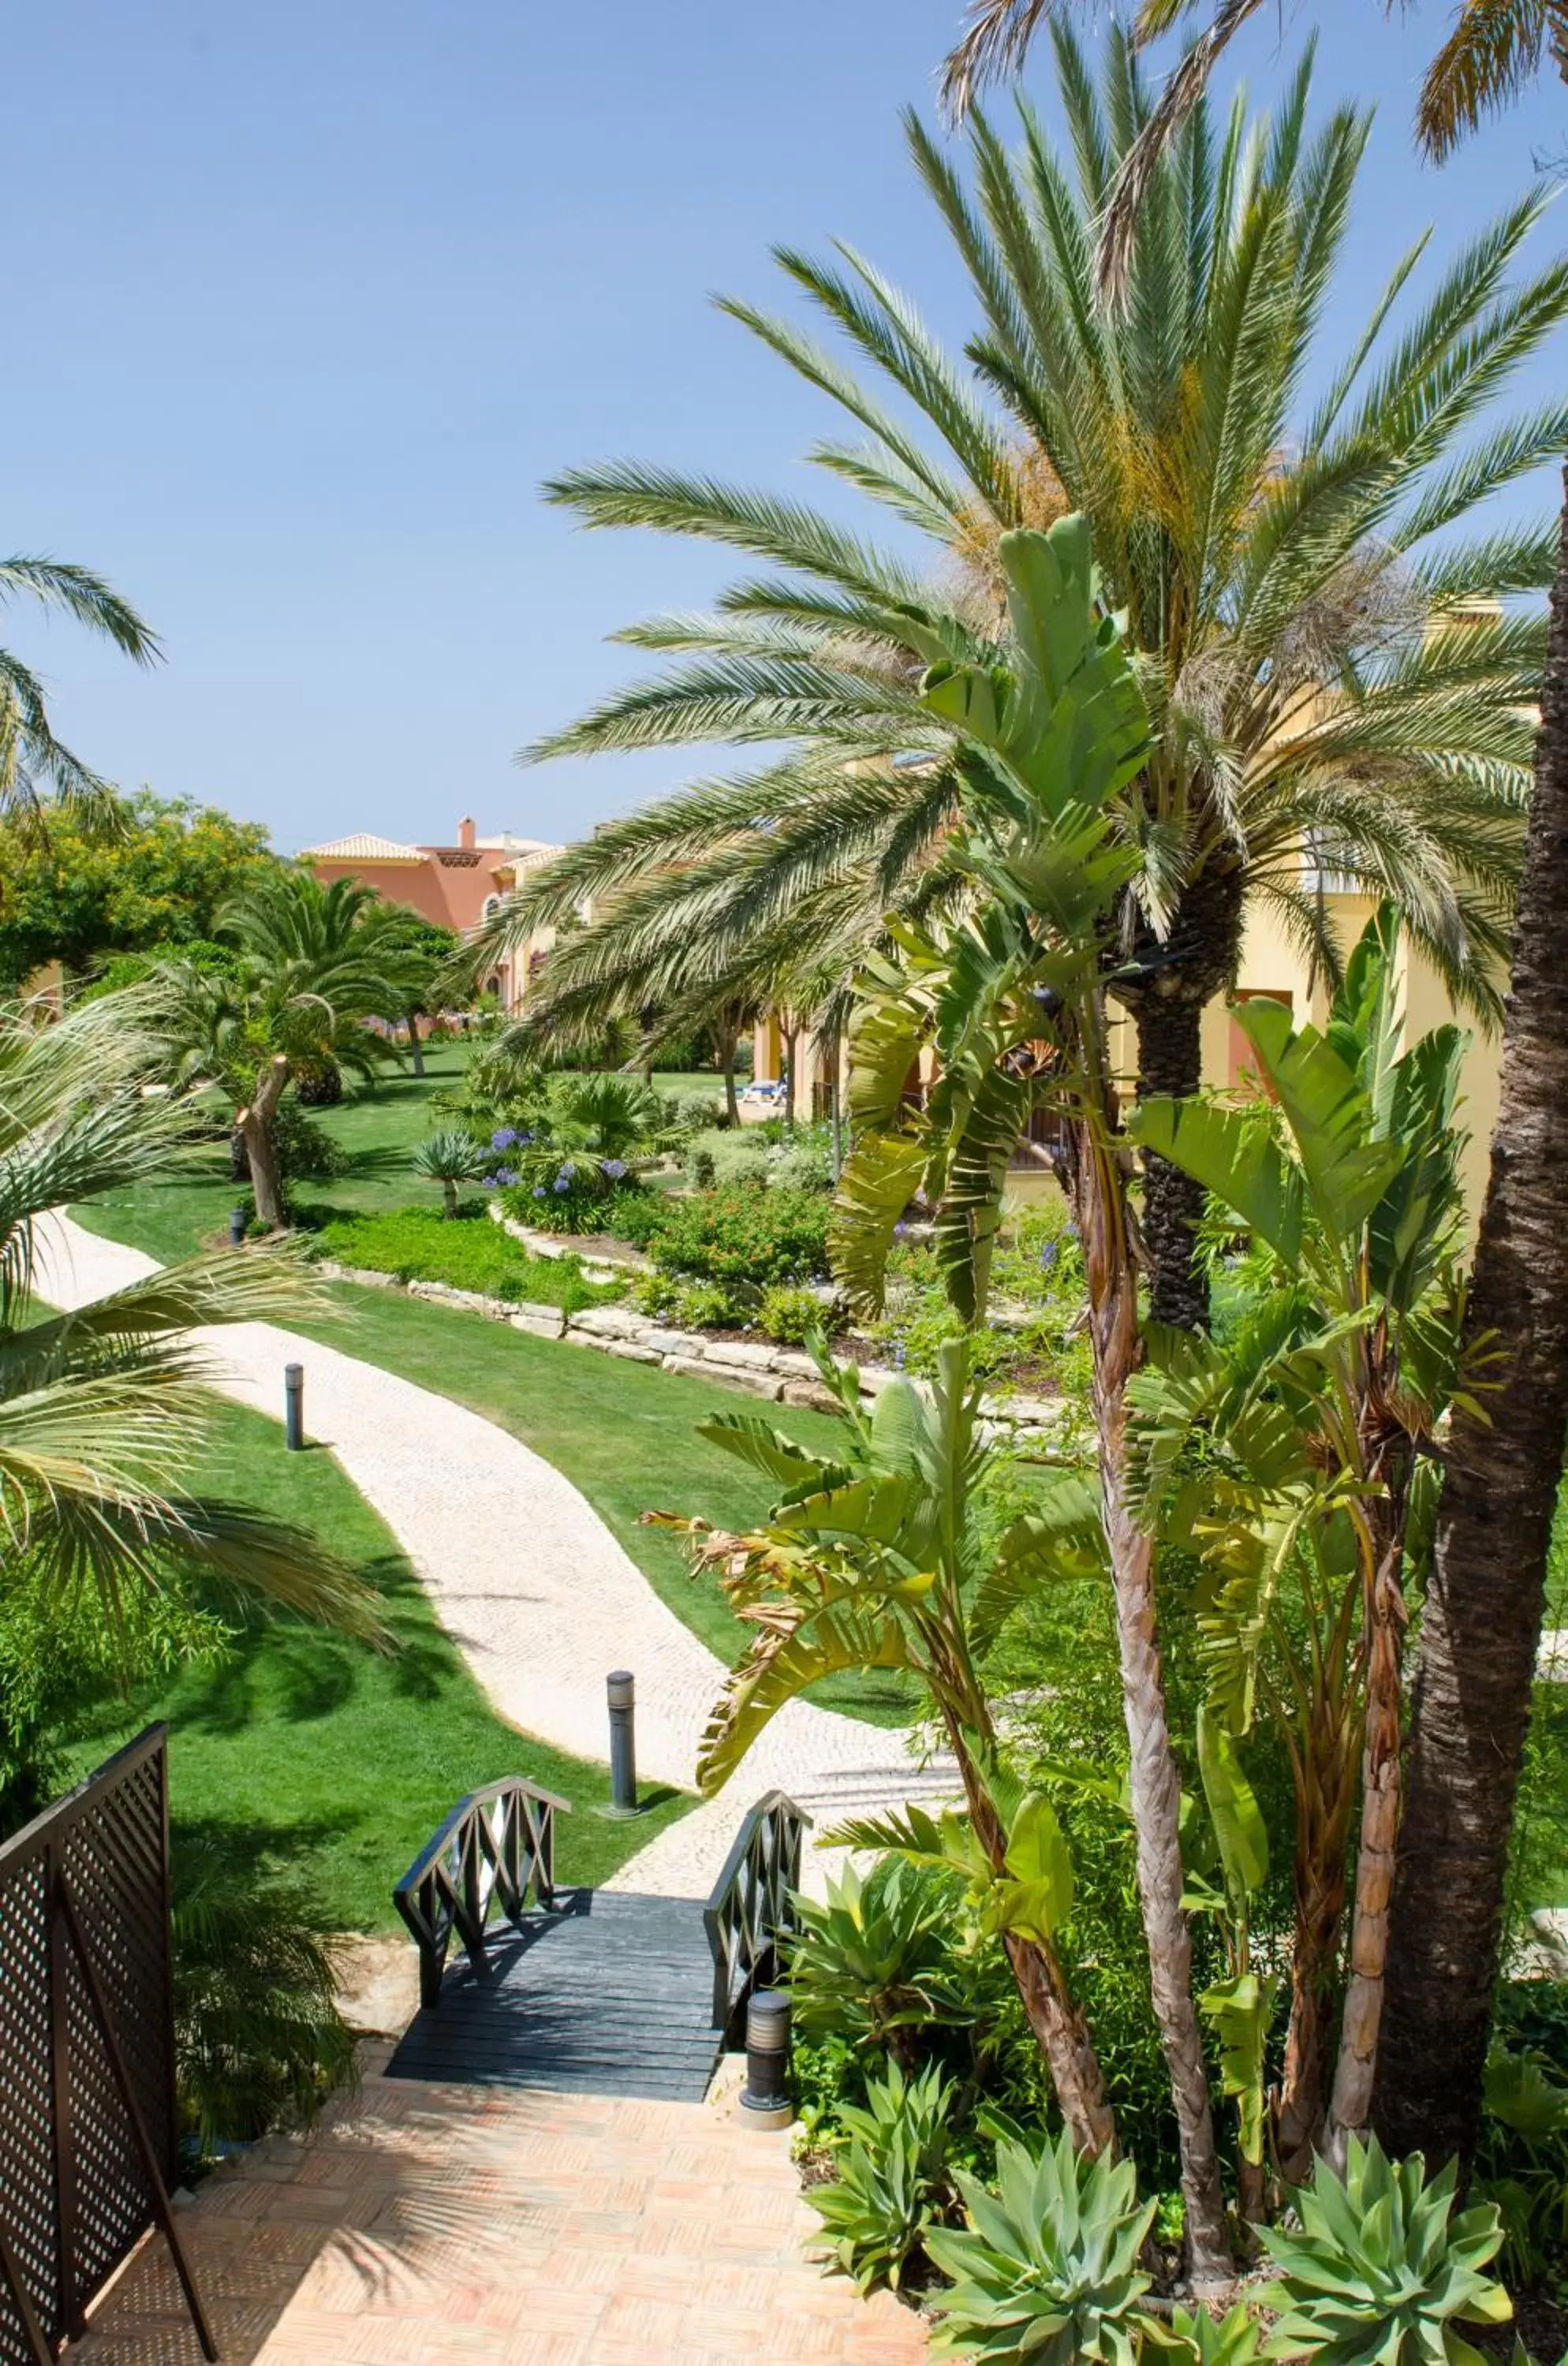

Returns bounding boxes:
[754,886,1501,1224]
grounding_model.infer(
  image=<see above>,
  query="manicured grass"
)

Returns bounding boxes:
[308,1206,623,1311]
[277,1285,917,1726]
[66,1395,693,1932]
[80,1052,731,1264]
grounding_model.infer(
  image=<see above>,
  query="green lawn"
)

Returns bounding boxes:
[67,1396,692,1932]
[81,1051,734,1265]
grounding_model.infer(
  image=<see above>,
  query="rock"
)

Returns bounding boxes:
[509,1304,565,1338]
[637,1327,703,1358]
[700,1339,779,1373]
[408,1280,500,1314]
[567,1306,645,1342]
[772,1349,824,1379]
[662,1353,783,1401]
[782,1379,843,1414]
[980,1391,1067,1427]
[604,1340,663,1366]
[857,1366,898,1398]
[333,1932,421,2037]
[316,1261,398,1289]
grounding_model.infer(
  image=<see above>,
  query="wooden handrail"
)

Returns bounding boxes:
[702,1790,811,2045]
[394,1777,572,2009]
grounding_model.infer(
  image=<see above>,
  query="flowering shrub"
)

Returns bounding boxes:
[758,1283,827,1345]
[647,1185,831,1289]
[633,1272,744,1329]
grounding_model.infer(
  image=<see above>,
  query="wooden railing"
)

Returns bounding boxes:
[394,1777,571,2009]
[702,1790,810,2045]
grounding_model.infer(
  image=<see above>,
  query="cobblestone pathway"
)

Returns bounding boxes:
[37,1215,950,1898]
[76,2056,930,2365]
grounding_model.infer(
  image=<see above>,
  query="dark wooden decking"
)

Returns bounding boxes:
[383,1888,724,2102]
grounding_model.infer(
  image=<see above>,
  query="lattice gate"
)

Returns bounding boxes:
[0,1726,214,2363]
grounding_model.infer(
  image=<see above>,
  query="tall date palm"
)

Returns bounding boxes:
[484,28,1558,1327]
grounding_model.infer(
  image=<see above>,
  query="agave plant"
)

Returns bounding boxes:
[1259,2134,1511,2363]
[810,2058,955,2293]
[925,2126,1155,2364]
[1142,2306,1266,2364]
[786,1857,972,2063]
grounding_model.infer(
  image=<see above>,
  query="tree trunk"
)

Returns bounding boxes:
[407,1015,426,1077]
[441,1178,458,1219]
[718,1025,740,1129]
[1067,1013,1232,2282]
[954,1735,1118,2158]
[781,1026,798,1134]
[1329,1502,1406,2147]
[1274,1709,1360,2181]
[239,1056,289,1230]
[1133,993,1211,1333]
[1374,468,1568,2171]
[229,1125,249,1184]
[1117,855,1246,1334]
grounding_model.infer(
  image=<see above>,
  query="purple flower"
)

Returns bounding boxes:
[483,1177,499,1192]
[517,1129,534,1145]
[558,1162,577,1181]
[893,1341,907,1371]
[493,1166,517,1186]
[491,1127,519,1151]
[553,1177,571,1194]
[599,1158,628,1180]
[532,1185,547,1200]
[1065,1222,1079,1240]
[1039,1241,1058,1271]
[893,1220,909,1238]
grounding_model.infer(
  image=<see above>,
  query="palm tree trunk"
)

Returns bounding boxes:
[240,1056,289,1230]
[780,1024,798,1134]
[1134,993,1211,1332]
[1374,469,1568,2170]
[718,1024,740,1129]
[1329,1502,1406,2147]
[1067,1036,1232,2281]
[406,1014,426,1077]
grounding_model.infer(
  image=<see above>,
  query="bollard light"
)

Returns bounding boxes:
[605,1670,639,1816]
[229,1206,248,1247]
[739,1989,793,2127]
[284,1362,305,1452]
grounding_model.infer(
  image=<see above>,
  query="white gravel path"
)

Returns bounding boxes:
[36,1213,948,1899]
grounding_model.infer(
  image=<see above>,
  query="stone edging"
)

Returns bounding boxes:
[313,1256,1070,1442]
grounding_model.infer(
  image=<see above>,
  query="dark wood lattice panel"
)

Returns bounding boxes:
[0,1857,58,2362]
[0,1729,177,2360]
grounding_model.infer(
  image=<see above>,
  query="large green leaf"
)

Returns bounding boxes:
[1199,1971,1280,2166]
[1197,1706,1270,1897]
[696,1600,920,1793]
[694,1412,848,1498]
[1129,1095,1306,1268]
[830,1128,928,1317]
[1234,998,1404,1256]
[931,1063,1035,1323]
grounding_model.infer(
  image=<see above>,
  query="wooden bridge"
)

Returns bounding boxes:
[385,1779,805,2102]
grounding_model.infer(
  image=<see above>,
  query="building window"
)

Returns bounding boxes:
[482,894,502,922]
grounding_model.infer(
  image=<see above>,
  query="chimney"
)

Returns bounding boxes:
[457,815,476,852]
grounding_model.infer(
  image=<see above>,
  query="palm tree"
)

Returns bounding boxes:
[154,870,418,1229]
[1010,0,1568,2178]
[2,995,380,1666]
[0,557,159,830]
[478,29,1558,1326]
[826,515,1234,2278]
[411,1128,491,1218]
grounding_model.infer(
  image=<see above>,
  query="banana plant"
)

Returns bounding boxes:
[827,513,1234,2278]
[1127,902,1482,2155]
[651,1330,1117,2159]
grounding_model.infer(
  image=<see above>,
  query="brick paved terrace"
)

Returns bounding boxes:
[74,2051,931,2366]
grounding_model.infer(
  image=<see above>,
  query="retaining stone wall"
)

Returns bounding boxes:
[313,1257,1069,1444]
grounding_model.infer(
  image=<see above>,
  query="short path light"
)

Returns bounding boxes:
[603,1670,640,1816]
[284,1362,305,1452]
[229,1207,247,1247]
[738,1990,793,2128]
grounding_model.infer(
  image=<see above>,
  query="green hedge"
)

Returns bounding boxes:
[306,1207,620,1313]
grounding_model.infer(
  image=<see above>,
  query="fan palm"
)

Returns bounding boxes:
[153,869,419,1229]
[0,557,159,831]
[481,28,1558,1326]
[2,995,380,1670]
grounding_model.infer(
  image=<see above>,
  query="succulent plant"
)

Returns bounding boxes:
[1259,2133,1512,2363]
[1142,2304,1266,2365]
[809,2058,954,2294]
[925,2126,1154,2363]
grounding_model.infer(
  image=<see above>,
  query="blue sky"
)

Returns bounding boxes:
[9,0,1563,854]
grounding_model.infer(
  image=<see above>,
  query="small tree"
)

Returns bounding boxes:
[411,1128,491,1218]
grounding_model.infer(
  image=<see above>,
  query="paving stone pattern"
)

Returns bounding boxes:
[75,2058,931,2364]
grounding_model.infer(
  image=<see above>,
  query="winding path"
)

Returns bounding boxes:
[37,1214,950,1899]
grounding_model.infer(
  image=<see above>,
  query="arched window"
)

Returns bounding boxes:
[481,894,502,922]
